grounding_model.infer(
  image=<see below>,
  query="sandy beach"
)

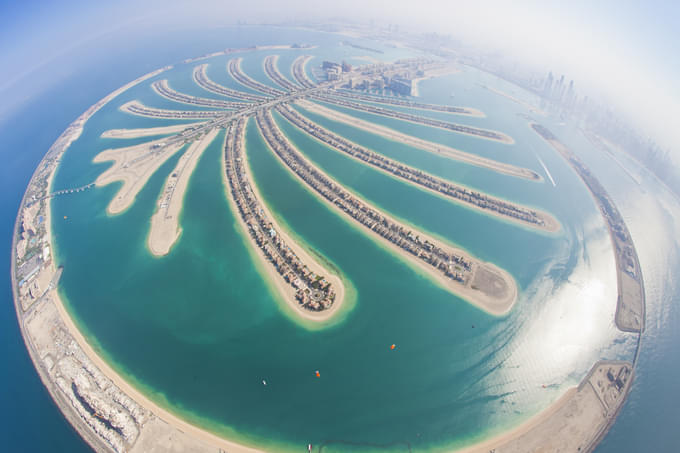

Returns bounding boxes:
[455,388,579,452]
[101,123,206,139]
[411,64,461,97]
[298,100,537,181]
[34,98,263,450]
[221,121,346,322]
[93,138,185,215]
[257,114,518,315]
[12,47,623,453]
[455,360,634,452]
[48,292,265,453]
[148,128,220,256]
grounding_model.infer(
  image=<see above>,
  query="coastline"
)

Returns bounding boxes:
[411,63,461,97]
[221,120,347,323]
[455,387,578,452]
[9,60,268,451]
[453,361,635,452]
[9,39,644,453]
[530,122,645,333]
[49,290,265,453]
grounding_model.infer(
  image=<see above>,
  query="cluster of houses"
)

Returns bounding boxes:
[276,105,545,229]
[264,55,300,91]
[292,56,316,89]
[193,64,267,102]
[311,94,508,142]
[257,109,472,286]
[153,79,245,109]
[123,101,218,119]
[224,119,335,312]
[228,58,284,97]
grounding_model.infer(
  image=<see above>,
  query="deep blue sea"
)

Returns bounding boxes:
[1,24,679,451]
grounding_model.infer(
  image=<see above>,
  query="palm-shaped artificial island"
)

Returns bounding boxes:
[96,53,561,318]
[12,43,645,453]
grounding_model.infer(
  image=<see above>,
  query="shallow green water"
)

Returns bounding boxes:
[49,41,635,451]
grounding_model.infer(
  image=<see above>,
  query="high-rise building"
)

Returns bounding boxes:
[543,72,554,98]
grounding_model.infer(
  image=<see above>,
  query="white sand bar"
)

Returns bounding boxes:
[148,128,221,256]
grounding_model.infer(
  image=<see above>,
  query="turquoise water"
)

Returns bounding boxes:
[30,32,647,452]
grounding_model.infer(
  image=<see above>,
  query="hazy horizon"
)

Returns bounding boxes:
[1,1,678,155]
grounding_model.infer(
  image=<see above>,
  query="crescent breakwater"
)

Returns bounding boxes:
[11,46,647,453]
[276,104,558,232]
[531,123,645,333]
[256,108,518,315]
[223,119,343,317]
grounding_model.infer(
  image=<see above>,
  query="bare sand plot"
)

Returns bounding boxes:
[94,138,185,215]
[148,128,221,256]
[459,361,633,453]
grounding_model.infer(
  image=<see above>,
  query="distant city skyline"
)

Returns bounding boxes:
[1,0,678,154]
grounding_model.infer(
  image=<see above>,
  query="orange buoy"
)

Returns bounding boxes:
[390,344,396,350]
[63,216,67,219]
[315,370,320,378]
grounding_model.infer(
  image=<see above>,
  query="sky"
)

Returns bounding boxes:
[0,0,678,152]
